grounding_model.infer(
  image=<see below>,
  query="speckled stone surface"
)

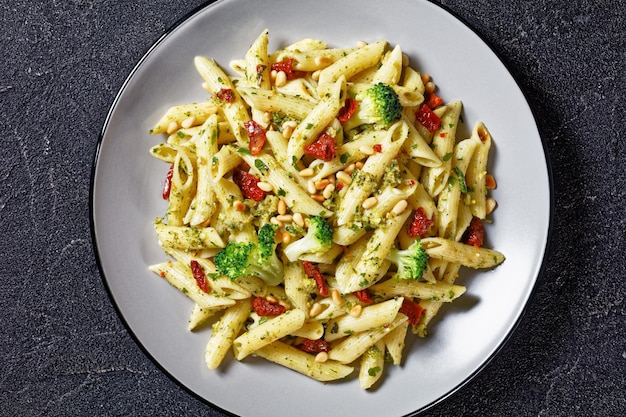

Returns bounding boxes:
[1,1,624,416]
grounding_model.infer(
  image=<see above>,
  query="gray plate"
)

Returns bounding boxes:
[92,0,551,416]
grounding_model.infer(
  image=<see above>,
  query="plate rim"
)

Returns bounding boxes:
[89,0,554,415]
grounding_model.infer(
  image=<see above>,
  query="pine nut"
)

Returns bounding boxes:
[256,181,273,192]
[275,70,287,87]
[281,231,291,245]
[181,116,195,129]
[312,70,321,81]
[322,183,335,199]
[233,200,246,212]
[486,197,497,215]
[262,111,272,124]
[344,163,356,174]
[277,199,287,215]
[420,73,431,84]
[307,179,317,194]
[391,199,408,215]
[425,81,436,94]
[266,295,278,303]
[311,194,325,202]
[270,69,278,80]
[276,214,293,223]
[292,212,305,227]
[331,289,343,306]
[336,171,352,185]
[486,174,497,189]
[355,161,364,169]
[270,216,282,227]
[282,121,297,139]
[359,145,375,155]
[309,302,323,317]
[349,304,363,318]
[315,179,330,190]
[356,40,368,48]
[315,351,329,363]
[166,121,178,135]
[201,82,211,92]
[299,167,314,177]
[362,196,378,209]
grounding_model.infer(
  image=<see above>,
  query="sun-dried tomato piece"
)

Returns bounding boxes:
[216,88,235,103]
[353,289,373,305]
[251,296,285,316]
[162,164,174,200]
[415,103,442,133]
[399,298,424,326]
[425,92,443,109]
[337,98,358,123]
[303,133,336,162]
[270,58,305,80]
[298,338,331,354]
[372,143,382,153]
[190,260,210,294]
[243,120,267,156]
[408,207,434,238]
[302,261,328,296]
[232,168,266,202]
[462,217,485,248]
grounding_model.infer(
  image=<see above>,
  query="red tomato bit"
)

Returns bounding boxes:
[162,164,174,200]
[415,104,442,133]
[337,98,358,123]
[372,144,383,153]
[303,133,336,162]
[399,298,424,325]
[408,207,434,238]
[298,338,331,354]
[462,217,485,248]
[353,289,373,305]
[251,296,285,316]
[232,168,266,202]
[190,260,210,294]
[270,58,305,80]
[216,88,235,103]
[243,120,267,156]
[302,261,329,296]
[425,92,443,109]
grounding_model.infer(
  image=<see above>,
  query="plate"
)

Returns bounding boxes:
[91,0,551,416]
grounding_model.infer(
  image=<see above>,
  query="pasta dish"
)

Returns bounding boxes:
[146,30,505,389]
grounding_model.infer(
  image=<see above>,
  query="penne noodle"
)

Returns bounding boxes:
[254,341,354,382]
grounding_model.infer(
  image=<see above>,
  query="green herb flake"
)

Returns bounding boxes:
[453,167,468,193]
[368,366,382,377]
[255,159,269,172]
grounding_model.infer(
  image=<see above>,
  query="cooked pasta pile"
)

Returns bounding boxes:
[147,30,505,389]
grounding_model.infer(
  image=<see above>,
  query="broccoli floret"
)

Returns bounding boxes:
[348,83,403,129]
[257,223,281,265]
[385,239,429,281]
[283,215,333,262]
[214,226,283,286]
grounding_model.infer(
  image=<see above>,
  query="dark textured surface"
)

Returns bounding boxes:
[1,1,624,416]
